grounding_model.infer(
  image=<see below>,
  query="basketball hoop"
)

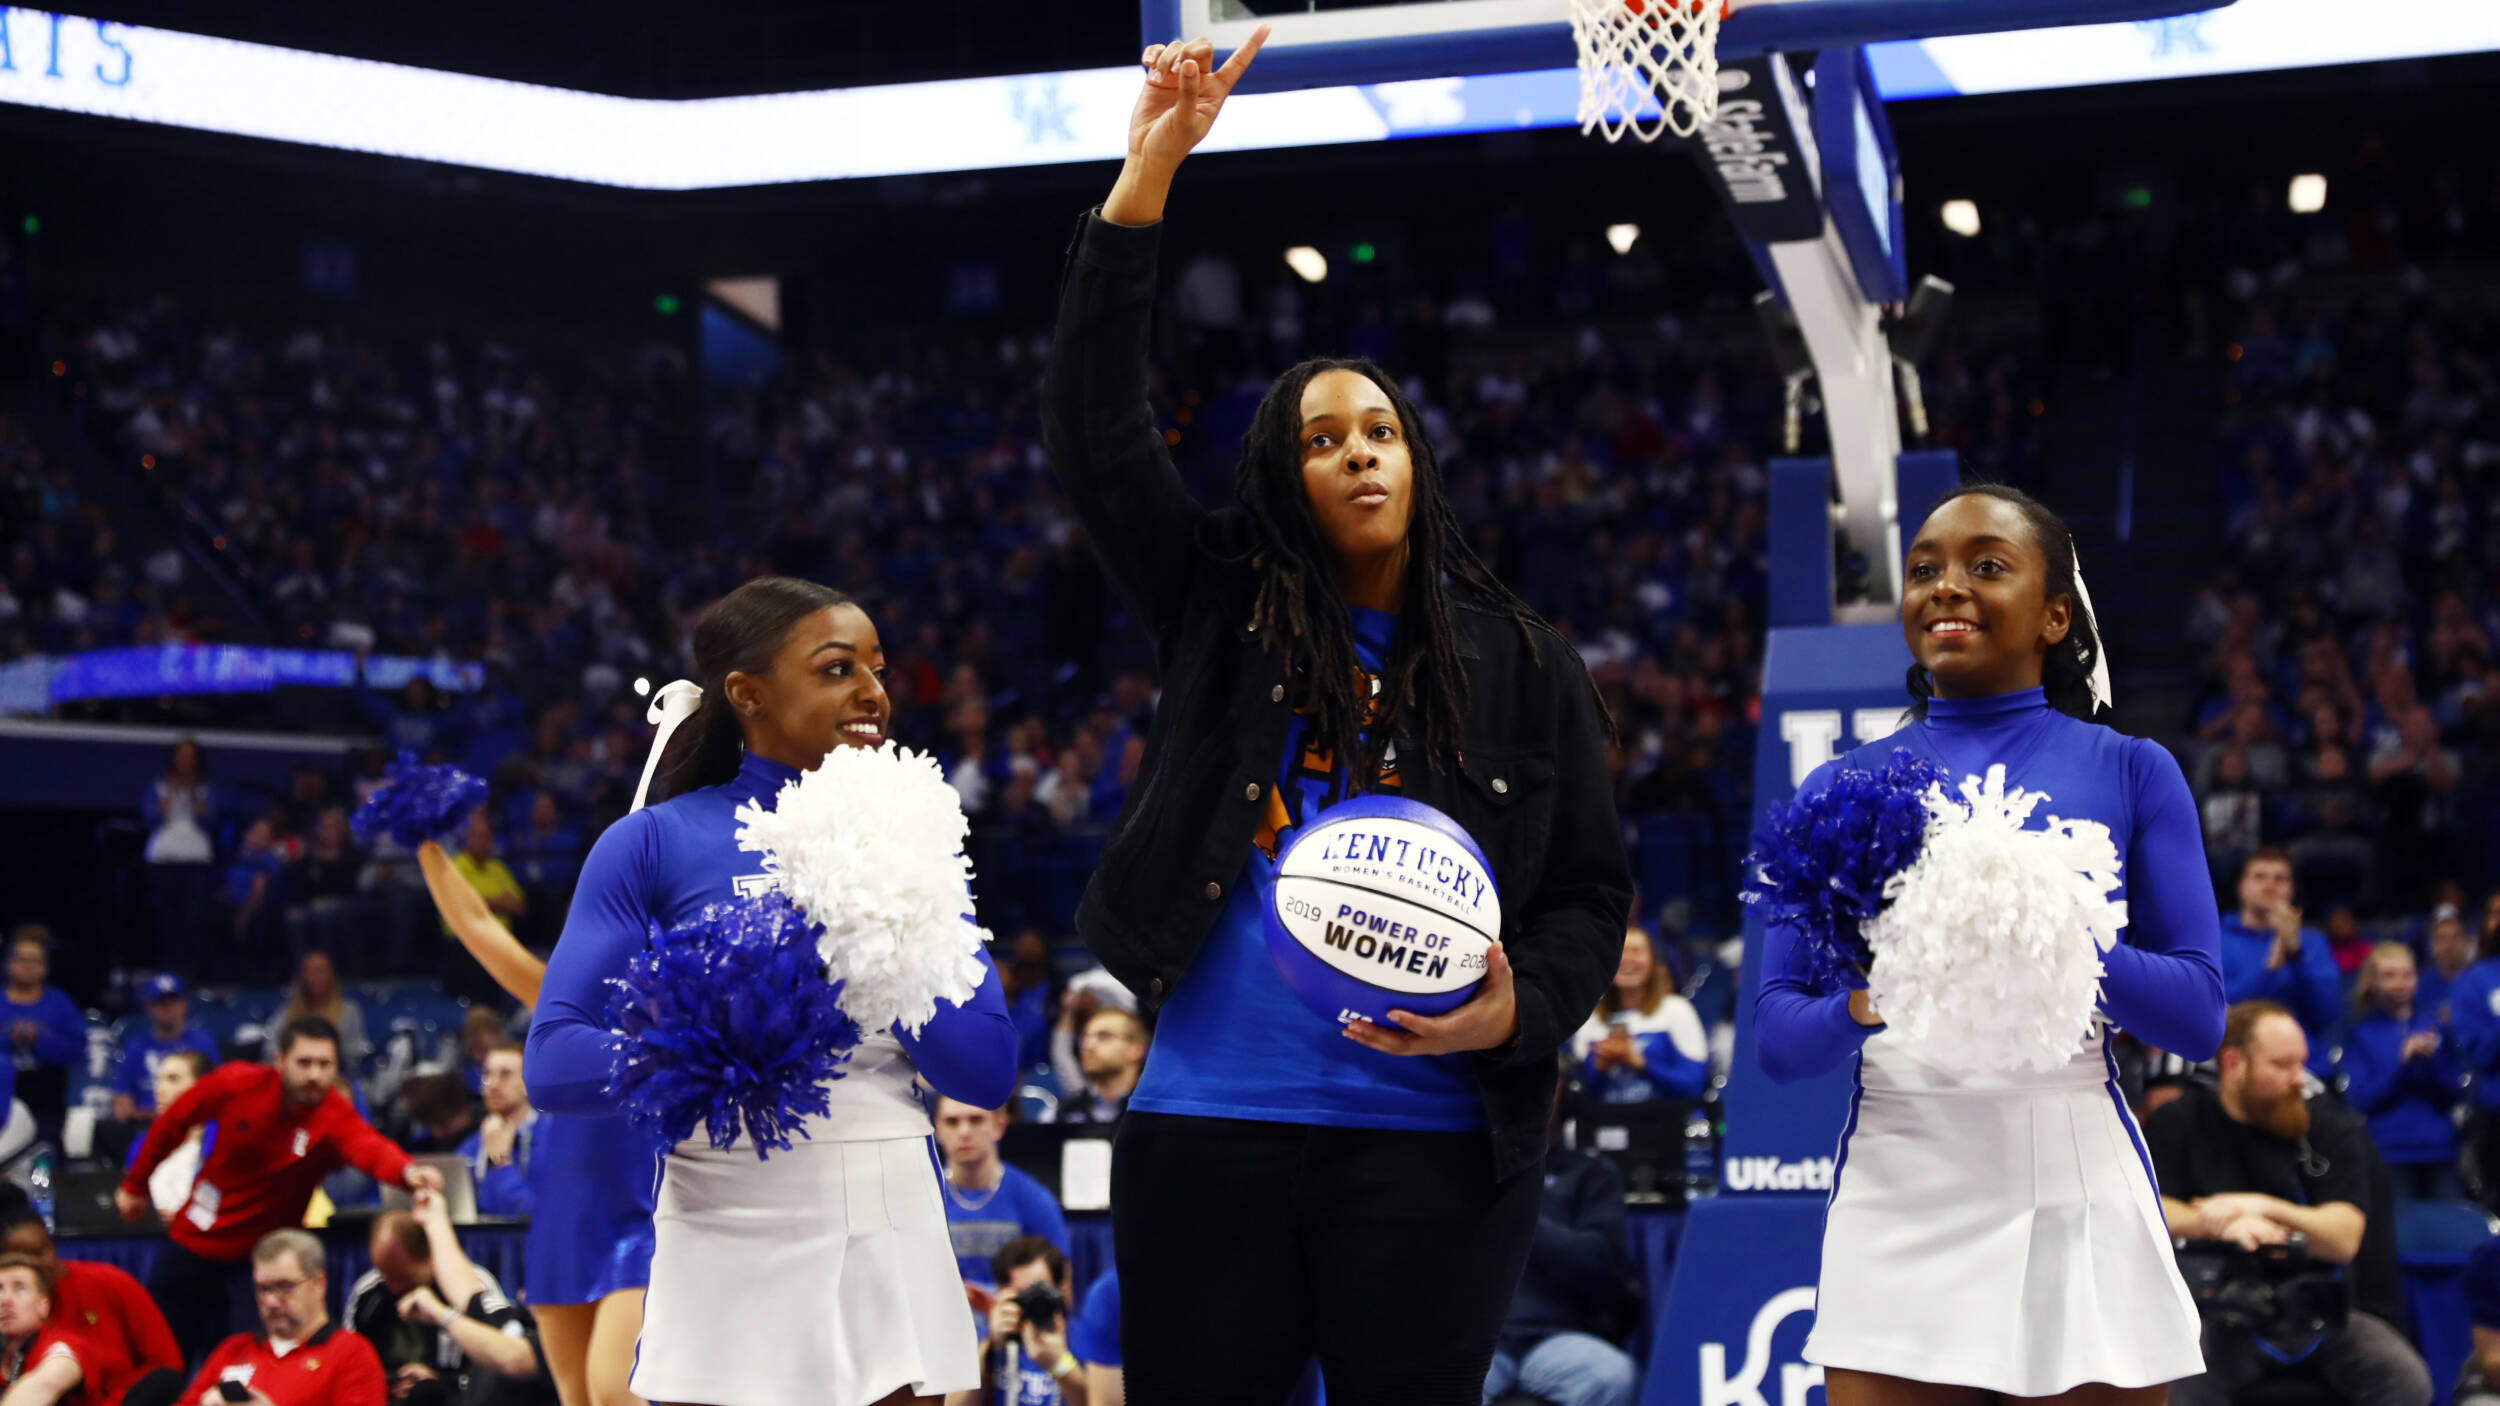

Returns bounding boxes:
[1568,0,1730,143]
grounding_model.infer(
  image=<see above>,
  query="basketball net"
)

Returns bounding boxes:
[1568,0,1728,142]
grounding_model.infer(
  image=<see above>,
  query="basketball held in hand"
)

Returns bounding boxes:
[1264,795,1501,1028]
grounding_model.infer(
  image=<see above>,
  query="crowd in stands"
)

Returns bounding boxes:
[2188,266,2500,917]
[8,182,2091,990]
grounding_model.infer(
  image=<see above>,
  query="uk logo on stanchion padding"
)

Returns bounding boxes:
[1698,1287,1822,1406]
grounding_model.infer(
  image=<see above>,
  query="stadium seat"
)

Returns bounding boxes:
[2396,1200,2498,1262]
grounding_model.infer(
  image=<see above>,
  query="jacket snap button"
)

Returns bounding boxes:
[1151,978,1166,996]
[1204,881,1222,900]
[1492,778,1509,795]
[1245,783,1262,801]
[1270,684,1285,702]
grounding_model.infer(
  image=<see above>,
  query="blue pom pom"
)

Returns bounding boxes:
[604,892,861,1160]
[1740,747,1949,992]
[350,752,488,849]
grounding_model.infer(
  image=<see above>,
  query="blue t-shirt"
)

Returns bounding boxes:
[1131,606,1485,1133]
[945,1162,1069,1287]
[112,1023,223,1107]
[989,1352,1066,1406]
[1068,1271,1120,1367]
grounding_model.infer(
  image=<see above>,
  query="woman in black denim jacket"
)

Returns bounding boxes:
[1042,29,1633,1405]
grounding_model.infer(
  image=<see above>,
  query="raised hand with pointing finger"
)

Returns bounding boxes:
[1104,24,1270,228]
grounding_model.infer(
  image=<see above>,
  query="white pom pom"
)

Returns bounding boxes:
[1863,765,2128,1074]
[733,743,993,1036]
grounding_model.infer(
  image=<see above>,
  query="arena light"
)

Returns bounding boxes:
[1283,245,1329,284]
[1939,199,1981,237]
[1605,222,1640,254]
[2286,173,2327,214]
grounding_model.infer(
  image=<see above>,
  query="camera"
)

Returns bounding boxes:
[1012,1281,1066,1336]
[2175,1235,2346,1359]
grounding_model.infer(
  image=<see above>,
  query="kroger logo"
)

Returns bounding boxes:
[1700,1287,1822,1406]
[1722,1156,1833,1193]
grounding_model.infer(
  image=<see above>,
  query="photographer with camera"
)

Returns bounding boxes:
[950,1237,1086,1406]
[2148,1000,2432,1406]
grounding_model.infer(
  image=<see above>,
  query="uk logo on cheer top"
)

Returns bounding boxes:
[1698,1287,1824,1406]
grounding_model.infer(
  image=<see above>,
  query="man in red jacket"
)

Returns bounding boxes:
[183,1231,385,1406]
[118,1018,438,1369]
[1,1210,182,1401]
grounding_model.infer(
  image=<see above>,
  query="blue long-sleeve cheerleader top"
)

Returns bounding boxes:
[1754,687,2227,1082]
[525,750,1020,1122]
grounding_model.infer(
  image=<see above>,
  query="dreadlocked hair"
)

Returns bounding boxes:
[1230,357,1591,785]
[1903,481,2108,725]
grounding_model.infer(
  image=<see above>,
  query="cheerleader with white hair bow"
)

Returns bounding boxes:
[525,576,1017,1406]
[1754,485,2225,1406]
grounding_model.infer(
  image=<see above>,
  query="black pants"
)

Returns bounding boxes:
[1112,1112,1541,1406]
[148,1239,249,1372]
[2171,1309,2434,1406]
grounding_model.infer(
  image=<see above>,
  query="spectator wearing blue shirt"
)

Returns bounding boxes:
[1067,1272,1122,1404]
[2418,910,2475,1023]
[110,973,221,1123]
[2444,932,2500,1212]
[973,1237,1082,1406]
[937,1098,1067,1291]
[1568,926,1709,1104]
[2454,1233,2500,1406]
[123,1049,215,1219]
[2218,850,2341,1071]
[1000,933,1058,1076]
[3,926,86,1136]
[2340,943,2465,1201]
[220,818,289,985]
[455,1044,534,1218]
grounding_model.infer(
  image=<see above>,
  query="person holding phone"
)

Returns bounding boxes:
[181,1229,386,1406]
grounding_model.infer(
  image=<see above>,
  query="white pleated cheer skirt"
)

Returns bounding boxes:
[632,1134,979,1406]
[1805,1031,2205,1396]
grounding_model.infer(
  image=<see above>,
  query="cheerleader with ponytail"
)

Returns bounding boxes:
[524,577,1017,1406]
[410,823,645,1406]
[1753,485,2226,1405]
[354,745,653,1406]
